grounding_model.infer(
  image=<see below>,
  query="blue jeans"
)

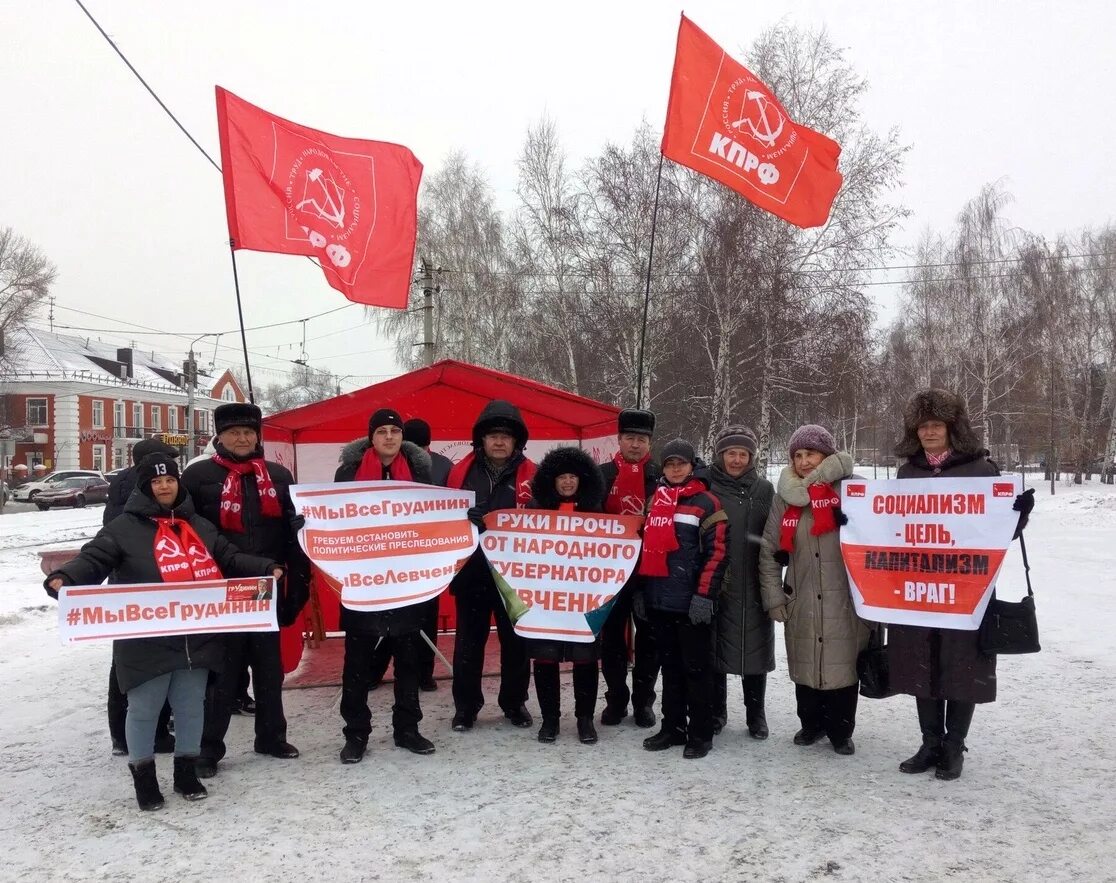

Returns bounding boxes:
[126,669,208,763]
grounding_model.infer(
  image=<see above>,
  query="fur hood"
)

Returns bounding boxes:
[337,438,433,484]
[529,446,605,511]
[894,388,983,459]
[776,451,854,506]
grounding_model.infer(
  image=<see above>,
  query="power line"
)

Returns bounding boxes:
[433,250,1115,280]
[72,0,222,173]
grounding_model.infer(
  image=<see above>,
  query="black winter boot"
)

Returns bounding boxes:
[577,717,598,744]
[572,663,599,722]
[128,758,164,811]
[900,698,945,774]
[172,756,208,801]
[643,727,687,751]
[743,674,769,740]
[936,701,975,781]
[538,718,559,743]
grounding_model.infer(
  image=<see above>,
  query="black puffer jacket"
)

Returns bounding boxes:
[334,438,433,636]
[524,447,607,663]
[708,463,776,676]
[103,467,138,525]
[47,488,278,693]
[181,444,310,627]
[642,475,730,614]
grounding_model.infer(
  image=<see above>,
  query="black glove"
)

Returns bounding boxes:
[773,549,790,567]
[467,506,487,532]
[1012,488,1035,538]
[289,513,306,533]
[1013,489,1035,515]
[688,594,714,625]
[834,505,848,526]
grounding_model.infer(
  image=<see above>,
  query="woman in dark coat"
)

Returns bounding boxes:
[45,453,281,811]
[889,389,1033,780]
[708,425,775,739]
[525,446,607,745]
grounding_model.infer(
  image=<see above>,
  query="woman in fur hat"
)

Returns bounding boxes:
[889,388,1033,781]
[524,446,607,745]
[758,425,870,756]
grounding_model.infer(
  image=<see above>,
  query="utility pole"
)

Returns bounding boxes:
[184,349,198,459]
[420,257,435,367]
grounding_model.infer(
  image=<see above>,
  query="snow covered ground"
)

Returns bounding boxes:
[0,481,1113,882]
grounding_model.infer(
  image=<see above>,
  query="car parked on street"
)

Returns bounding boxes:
[11,470,105,503]
[34,476,111,510]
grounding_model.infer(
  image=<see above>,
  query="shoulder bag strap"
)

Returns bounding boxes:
[1019,532,1033,597]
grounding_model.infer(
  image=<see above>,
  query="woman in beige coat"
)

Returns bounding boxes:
[759,424,870,755]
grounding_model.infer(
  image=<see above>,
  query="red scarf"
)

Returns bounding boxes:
[447,451,536,507]
[605,452,649,515]
[153,518,223,582]
[355,447,413,481]
[638,478,705,577]
[211,452,282,533]
[779,482,841,552]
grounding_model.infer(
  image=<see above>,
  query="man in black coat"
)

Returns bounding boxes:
[447,400,536,732]
[103,437,180,756]
[182,403,310,778]
[597,408,662,727]
[334,408,438,761]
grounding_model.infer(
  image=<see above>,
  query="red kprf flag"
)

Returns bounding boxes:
[661,15,842,228]
[215,87,422,309]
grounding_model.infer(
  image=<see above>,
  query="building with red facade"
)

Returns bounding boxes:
[1,328,245,474]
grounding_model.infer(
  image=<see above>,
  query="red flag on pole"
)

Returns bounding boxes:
[215,87,422,309]
[661,15,842,228]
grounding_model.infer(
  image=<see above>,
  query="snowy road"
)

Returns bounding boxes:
[0,487,1112,882]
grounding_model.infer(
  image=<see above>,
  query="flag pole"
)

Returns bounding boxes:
[635,152,665,409]
[227,239,256,404]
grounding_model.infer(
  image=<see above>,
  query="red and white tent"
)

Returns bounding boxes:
[262,359,622,482]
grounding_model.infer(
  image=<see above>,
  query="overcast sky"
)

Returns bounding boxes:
[4,1,1114,393]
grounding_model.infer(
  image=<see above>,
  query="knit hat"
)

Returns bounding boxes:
[214,402,262,435]
[136,452,180,495]
[787,424,837,458]
[403,418,431,448]
[618,408,656,437]
[132,438,179,464]
[368,408,405,439]
[714,424,758,457]
[660,438,696,465]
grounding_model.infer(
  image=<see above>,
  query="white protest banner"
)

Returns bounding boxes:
[290,480,478,612]
[58,577,277,644]
[481,509,643,642]
[840,476,1019,629]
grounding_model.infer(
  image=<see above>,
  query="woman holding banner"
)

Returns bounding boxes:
[889,389,1033,781]
[44,453,282,811]
[759,425,869,756]
[525,446,607,745]
[708,425,776,739]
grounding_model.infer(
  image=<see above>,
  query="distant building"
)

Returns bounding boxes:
[0,328,245,474]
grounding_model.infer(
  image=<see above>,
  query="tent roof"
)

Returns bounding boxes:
[263,359,620,443]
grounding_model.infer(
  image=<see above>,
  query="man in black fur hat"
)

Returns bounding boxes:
[446,400,536,732]
[334,408,438,761]
[597,408,662,727]
[183,402,310,778]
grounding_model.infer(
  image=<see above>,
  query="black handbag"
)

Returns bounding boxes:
[978,533,1040,656]
[858,625,897,699]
